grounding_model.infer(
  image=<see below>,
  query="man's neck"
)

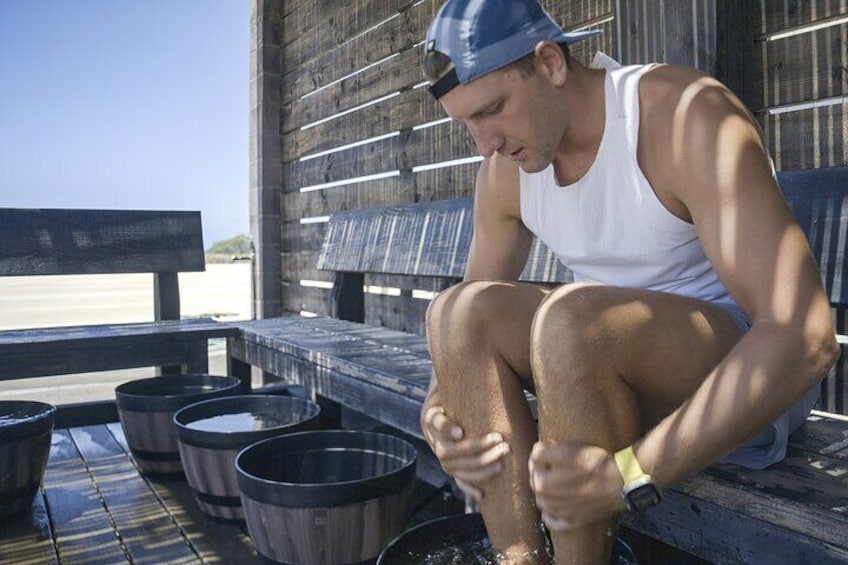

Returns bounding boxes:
[552,64,607,187]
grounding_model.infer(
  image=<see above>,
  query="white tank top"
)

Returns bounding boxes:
[519,63,734,305]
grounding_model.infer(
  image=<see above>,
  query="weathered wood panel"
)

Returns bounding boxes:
[753,0,848,170]
[285,88,445,163]
[265,0,847,321]
[613,0,717,71]
[281,221,325,253]
[364,291,430,335]
[0,489,59,565]
[759,0,848,35]
[250,0,286,319]
[67,426,200,564]
[281,283,333,316]
[0,209,204,276]
[281,1,420,84]
[283,121,476,193]
[283,165,479,223]
[765,104,846,170]
[0,318,234,380]
[755,24,848,109]
[269,0,725,318]
[43,430,130,564]
[282,0,437,108]
[105,423,257,562]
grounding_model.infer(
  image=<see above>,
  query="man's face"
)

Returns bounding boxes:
[438,59,566,173]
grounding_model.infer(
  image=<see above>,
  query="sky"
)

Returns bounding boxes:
[0,0,250,247]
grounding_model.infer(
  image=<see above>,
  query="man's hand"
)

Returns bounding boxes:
[529,442,627,531]
[422,405,510,500]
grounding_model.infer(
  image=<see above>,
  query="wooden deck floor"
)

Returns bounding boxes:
[0,423,458,565]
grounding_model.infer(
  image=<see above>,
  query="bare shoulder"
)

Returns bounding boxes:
[636,64,770,209]
[639,64,755,139]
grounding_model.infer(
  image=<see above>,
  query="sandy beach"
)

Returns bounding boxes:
[0,262,252,406]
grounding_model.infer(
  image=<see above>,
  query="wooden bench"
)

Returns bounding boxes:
[229,165,848,563]
[0,208,240,427]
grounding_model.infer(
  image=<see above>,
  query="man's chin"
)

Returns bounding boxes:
[518,160,548,174]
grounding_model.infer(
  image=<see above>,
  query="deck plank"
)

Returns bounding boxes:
[42,429,129,564]
[68,425,199,565]
[0,489,59,565]
[106,422,257,564]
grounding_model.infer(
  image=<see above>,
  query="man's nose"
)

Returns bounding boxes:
[469,124,503,158]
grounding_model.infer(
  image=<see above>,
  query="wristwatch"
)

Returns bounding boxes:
[614,445,662,512]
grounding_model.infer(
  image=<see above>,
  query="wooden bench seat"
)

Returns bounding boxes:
[230,165,848,563]
[0,208,239,427]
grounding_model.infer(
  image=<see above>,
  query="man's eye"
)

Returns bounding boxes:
[484,103,502,115]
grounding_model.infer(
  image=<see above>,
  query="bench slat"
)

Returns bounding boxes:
[0,318,237,380]
[319,198,573,283]
[779,165,848,306]
[0,209,205,276]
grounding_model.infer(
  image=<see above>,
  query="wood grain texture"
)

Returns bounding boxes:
[0,489,59,565]
[318,198,573,283]
[107,423,257,563]
[0,209,204,276]
[0,318,235,380]
[265,0,848,323]
[42,430,130,564]
[613,0,717,71]
[753,0,848,170]
[242,491,412,564]
[231,314,848,562]
[67,425,199,564]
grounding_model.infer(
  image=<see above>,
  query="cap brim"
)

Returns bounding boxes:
[555,29,603,44]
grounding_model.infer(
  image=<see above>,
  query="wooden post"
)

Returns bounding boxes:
[715,0,756,109]
[332,272,365,323]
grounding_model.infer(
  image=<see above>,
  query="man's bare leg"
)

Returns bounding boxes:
[530,284,744,564]
[427,280,550,562]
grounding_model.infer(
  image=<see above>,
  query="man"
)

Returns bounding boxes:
[419,0,839,564]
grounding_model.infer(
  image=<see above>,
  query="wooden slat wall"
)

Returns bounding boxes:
[263,0,656,331]
[255,0,847,338]
[614,0,718,71]
[749,0,848,412]
[753,0,848,170]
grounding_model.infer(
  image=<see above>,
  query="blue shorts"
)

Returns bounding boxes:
[714,301,819,469]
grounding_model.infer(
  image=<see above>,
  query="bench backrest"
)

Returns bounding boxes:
[319,166,847,305]
[778,167,848,307]
[0,208,205,320]
[319,198,572,283]
[319,165,847,411]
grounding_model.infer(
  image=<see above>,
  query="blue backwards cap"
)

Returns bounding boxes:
[425,0,601,99]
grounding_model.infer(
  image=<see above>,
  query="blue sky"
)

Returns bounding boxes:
[0,0,250,246]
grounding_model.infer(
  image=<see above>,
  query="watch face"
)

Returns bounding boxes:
[625,483,661,512]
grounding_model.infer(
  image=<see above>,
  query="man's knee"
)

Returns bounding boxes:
[530,283,610,387]
[426,280,513,349]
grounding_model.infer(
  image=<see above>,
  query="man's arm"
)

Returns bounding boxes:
[635,67,839,484]
[528,68,840,532]
[422,152,532,496]
[465,153,533,280]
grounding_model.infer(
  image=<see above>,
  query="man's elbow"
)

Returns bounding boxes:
[800,325,840,388]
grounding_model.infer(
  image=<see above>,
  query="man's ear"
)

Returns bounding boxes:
[534,41,568,86]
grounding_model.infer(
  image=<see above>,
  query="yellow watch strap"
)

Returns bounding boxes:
[614,445,649,485]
